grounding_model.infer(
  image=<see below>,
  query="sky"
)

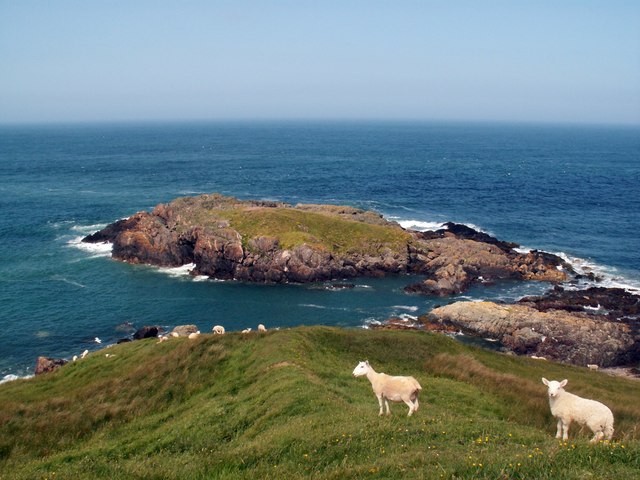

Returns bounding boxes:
[1,0,639,125]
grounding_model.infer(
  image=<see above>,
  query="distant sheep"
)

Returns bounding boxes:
[212,325,225,335]
[188,331,200,340]
[542,378,614,443]
[530,355,547,360]
[587,364,599,371]
[258,324,267,332]
[241,328,252,334]
[80,349,89,359]
[157,336,169,344]
[352,360,422,416]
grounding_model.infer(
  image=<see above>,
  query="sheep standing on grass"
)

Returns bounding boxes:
[542,378,614,443]
[212,325,225,335]
[258,324,267,332]
[352,361,422,416]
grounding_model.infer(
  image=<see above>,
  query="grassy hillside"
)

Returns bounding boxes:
[1,327,639,479]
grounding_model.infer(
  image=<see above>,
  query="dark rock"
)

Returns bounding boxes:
[35,356,68,375]
[519,286,640,320]
[117,338,132,344]
[133,326,159,340]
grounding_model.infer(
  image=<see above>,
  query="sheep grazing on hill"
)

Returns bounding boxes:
[587,364,599,371]
[80,349,89,359]
[212,325,225,335]
[242,328,252,334]
[352,360,422,416]
[542,378,614,443]
[258,324,267,332]
[188,331,200,340]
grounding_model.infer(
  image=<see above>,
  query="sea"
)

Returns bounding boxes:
[1,121,639,380]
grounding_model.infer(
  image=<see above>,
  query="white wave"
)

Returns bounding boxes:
[67,236,113,256]
[392,305,419,312]
[583,304,602,311]
[71,223,109,233]
[514,247,532,254]
[397,313,418,322]
[0,374,32,385]
[394,216,491,235]
[157,263,196,278]
[52,275,86,288]
[398,220,445,231]
[298,303,351,312]
[553,251,640,294]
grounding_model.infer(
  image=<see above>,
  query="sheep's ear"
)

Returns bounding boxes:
[542,377,549,386]
[560,379,568,387]
[365,360,369,365]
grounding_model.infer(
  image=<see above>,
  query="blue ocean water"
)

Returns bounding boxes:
[1,121,639,378]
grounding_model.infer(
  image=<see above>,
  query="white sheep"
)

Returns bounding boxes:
[352,360,422,416]
[242,328,252,334]
[258,324,267,332]
[587,364,599,371]
[212,325,225,335]
[188,331,200,340]
[542,378,614,443]
[80,349,89,359]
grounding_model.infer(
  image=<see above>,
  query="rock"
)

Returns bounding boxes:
[133,326,159,340]
[519,286,640,319]
[171,325,199,337]
[35,356,68,375]
[427,299,639,367]
[83,193,569,295]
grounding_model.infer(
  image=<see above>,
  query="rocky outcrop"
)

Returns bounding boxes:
[35,357,68,375]
[171,325,199,337]
[83,193,569,295]
[425,293,640,367]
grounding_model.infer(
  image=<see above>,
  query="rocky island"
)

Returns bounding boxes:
[83,193,568,295]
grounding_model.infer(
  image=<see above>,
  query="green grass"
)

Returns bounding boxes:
[217,207,410,254]
[166,194,411,255]
[1,327,639,479]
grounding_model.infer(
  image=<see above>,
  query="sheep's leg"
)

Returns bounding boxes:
[413,397,419,413]
[561,419,570,441]
[403,399,414,416]
[555,419,563,439]
[377,395,385,416]
[384,399,391,416]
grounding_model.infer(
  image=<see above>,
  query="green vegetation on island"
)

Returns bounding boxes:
[1,327,639,479]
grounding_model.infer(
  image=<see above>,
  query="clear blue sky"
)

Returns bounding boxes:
[1,0,639,125]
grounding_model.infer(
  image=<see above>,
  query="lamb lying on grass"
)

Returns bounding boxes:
[542,378,614,443]
[352,361,422,416]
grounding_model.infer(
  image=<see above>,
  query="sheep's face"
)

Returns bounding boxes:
[542,378,568,398]
[352,361,369,377]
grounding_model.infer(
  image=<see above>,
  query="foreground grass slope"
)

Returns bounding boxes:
[1,327,639,479]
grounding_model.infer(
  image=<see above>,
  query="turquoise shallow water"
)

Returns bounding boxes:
[1,121,639,377]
